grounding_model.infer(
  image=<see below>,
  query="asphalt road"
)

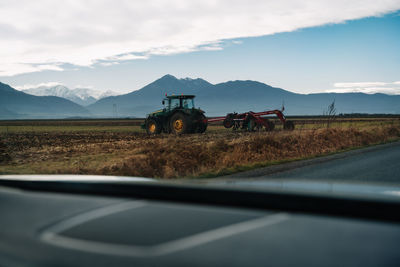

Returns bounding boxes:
[224,141,400,184]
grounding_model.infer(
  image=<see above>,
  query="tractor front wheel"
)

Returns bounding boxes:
[146,118,161,134]
[170,113,191,134]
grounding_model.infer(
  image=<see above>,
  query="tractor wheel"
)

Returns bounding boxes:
[196,122,208,133]
[196,114,208,133]
[170,113,191,134]
[284,120,295,131]
[146,118,161,134]
[266,121,275,131]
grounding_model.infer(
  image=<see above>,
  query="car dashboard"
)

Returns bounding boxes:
[0,176,399,267]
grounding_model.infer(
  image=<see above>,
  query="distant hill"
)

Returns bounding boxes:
[0,82,90,119]
[22,85,118,106]
[0,107,19,119]
[88,74,400,117]
[87,74,213,116]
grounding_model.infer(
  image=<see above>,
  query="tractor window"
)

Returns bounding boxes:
[169,98,180,110]
[183,99,194,109]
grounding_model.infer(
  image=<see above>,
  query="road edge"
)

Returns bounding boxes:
[220,140,400,178]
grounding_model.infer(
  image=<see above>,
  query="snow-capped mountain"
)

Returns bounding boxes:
[22,85,118,106]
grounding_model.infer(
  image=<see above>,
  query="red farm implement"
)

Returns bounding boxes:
[207,109,295,131]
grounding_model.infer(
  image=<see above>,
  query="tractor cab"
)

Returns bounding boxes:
[163,95,195,111]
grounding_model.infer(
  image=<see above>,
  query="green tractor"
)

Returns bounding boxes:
[142,95,208,134]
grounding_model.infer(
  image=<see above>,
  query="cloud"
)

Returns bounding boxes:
[74,84,94,89]
[1,0,400,76]
[15,81,97,91]
[14,81,64,90]
[231,40,243,45]
[98,62,120,67]
[0,63,64,77]
[328,81,400,95]
[333,82,389,88]
[103,53,149,62]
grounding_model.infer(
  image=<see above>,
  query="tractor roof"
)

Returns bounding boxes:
[166,95,195,99]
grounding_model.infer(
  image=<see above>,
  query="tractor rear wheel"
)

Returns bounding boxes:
[284,120,295,131]
[146,118,161,134]
[170,113,191,134]
[195,114,208,133]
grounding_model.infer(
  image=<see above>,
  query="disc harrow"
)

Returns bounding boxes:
[207,109,294,131]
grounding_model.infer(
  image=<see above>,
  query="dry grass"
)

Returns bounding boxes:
[106,126,400,178]
[1,120,399,178]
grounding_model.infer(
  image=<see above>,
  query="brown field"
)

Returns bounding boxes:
[0,117,399,178]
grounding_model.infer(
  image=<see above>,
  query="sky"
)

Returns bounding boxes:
[0,0,399,95]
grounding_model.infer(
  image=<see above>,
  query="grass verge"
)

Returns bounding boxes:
[1,122,398,178]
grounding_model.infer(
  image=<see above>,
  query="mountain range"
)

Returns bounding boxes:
[88,75,400,117]
[0,82,90,119]
[1,75,400,119]
[22,85,117,106]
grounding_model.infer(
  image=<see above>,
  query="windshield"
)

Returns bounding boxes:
[169,98,180,110]
[182,99,194,109]
[0,2,400,199]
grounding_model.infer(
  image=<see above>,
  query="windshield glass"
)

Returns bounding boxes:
[182,99,194,109]
[169,98,180,110]
[0,2,400,198]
